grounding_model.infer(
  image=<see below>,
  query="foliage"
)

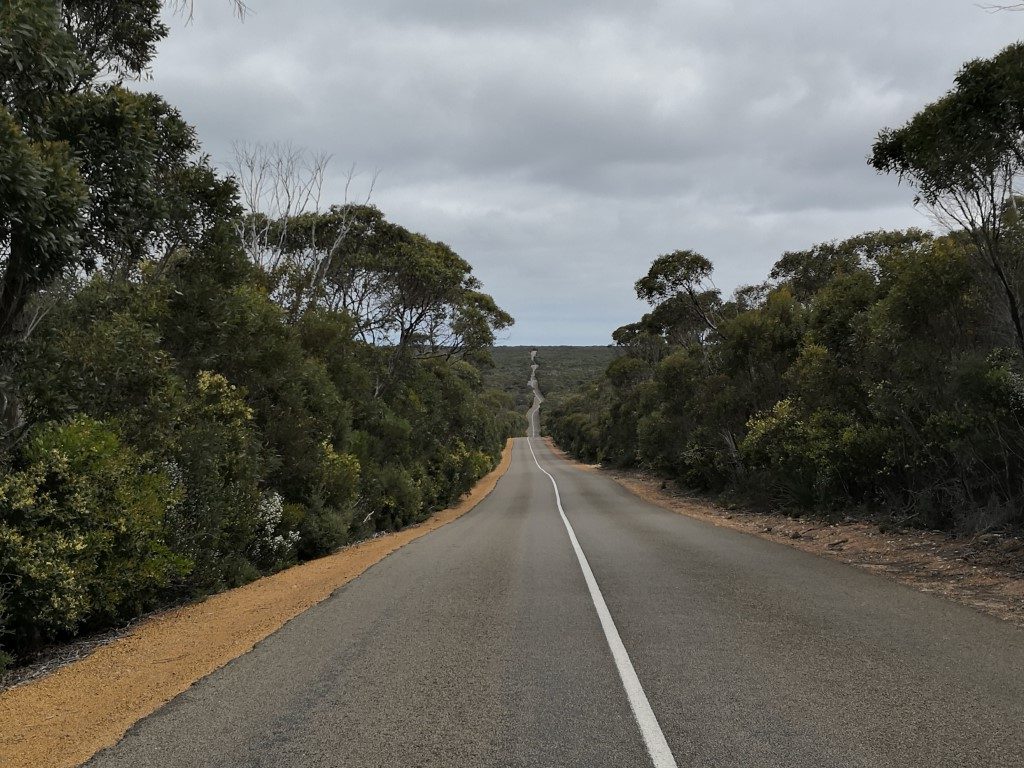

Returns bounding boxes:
[2,217,516,660]
[871,42,1024,358]
[0,0,235,437]
[0,0,517,667]
[550,43,1024,532]
[0,417,187,648]
[548,229,1024,530]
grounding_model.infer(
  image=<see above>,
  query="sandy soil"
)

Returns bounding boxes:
[544,438,1024,627]
[0,440,513,768]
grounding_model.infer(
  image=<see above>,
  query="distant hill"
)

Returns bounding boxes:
[483,345,621,418]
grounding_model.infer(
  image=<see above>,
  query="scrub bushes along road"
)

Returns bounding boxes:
[552,228,1024,532]
[549,230,1024,533]
[0,1,517,671]
[548,44,1024,535]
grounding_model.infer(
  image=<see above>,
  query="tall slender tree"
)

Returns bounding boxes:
[871,43,1024,358]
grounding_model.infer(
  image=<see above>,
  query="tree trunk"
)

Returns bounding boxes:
[0,370,24,440]
[985,245,1024,359]
[0,234,33,346]
[0,236,35,445]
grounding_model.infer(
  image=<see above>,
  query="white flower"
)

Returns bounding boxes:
[251,492,299,561]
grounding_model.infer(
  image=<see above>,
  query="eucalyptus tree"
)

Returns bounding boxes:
[0,0,235,437]
[871,43,1024,358]
[770,229,932,302]
[1,1,88,436]
[235,185,513,370]
[634,249,722,340]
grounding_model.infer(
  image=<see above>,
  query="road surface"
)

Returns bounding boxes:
[527,351,542,438]
[89,399,1024,767]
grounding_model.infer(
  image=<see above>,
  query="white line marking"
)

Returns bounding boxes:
[526,437,679,768]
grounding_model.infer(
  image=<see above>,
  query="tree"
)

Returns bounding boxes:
[60,0,166,87]
[231,142,379,321]
[870,43,1024,358]
[383,234,512,361]
[0,1,89,436]
[770,230,931,302]
[232,165,512,371]
[1,0,236,438]
[634,249,721,336]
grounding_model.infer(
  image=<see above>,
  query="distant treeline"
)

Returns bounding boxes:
[484,346,621,420]
[0,1,517,670]
[549,43,1024,534]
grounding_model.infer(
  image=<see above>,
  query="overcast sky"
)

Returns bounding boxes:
[143,1,1023,344]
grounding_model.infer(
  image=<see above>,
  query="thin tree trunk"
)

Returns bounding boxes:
[0,236,36,443]
[0,237,32,348]
[985,246,1024,358]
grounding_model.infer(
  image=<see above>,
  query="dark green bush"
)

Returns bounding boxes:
[548,230,1024,529]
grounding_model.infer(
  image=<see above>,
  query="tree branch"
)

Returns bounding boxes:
[169,0,250,23]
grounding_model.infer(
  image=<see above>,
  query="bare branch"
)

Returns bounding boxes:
[168,0,250,23]
[229,142,378,322]
[978,2,1024,11]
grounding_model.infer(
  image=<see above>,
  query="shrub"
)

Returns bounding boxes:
[164,371,265,592]
[0,417,187,652]
[291,499,352,559]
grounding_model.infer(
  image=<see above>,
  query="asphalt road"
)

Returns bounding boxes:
[527,355,542,438]
[89,441,1024,767]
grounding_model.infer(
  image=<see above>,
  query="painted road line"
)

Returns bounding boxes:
[526,437,679,768]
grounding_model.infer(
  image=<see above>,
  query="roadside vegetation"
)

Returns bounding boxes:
[484,346,620,419]
[0,1,518,671]
[548,42,1024,538]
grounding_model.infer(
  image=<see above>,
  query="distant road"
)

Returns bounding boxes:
[89,438,1024,767]
[527,351,542,437]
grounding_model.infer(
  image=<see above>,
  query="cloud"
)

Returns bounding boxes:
[143,0,1024,343]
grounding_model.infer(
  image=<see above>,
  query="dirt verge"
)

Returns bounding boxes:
[0,439,514,768]
[543,438,1024,627]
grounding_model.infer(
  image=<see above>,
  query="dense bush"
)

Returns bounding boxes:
[0,418,187,649]
[0,231,516,664]
[0,1,517,668]
[548,229,1024,530]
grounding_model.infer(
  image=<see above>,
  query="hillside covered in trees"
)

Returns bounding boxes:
[484,346,620,417]
[549,43,1024,535]
[0,1,517,670]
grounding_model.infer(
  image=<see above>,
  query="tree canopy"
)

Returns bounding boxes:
[0,0,518,672]
[871,42,1024,357]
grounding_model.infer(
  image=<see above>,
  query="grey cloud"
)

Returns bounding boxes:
[142,0,1024,343]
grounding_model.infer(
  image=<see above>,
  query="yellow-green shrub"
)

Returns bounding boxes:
[0,417,187,652]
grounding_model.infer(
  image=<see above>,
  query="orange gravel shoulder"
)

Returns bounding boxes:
[0,439,513,768]
[544,439,1024,627]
